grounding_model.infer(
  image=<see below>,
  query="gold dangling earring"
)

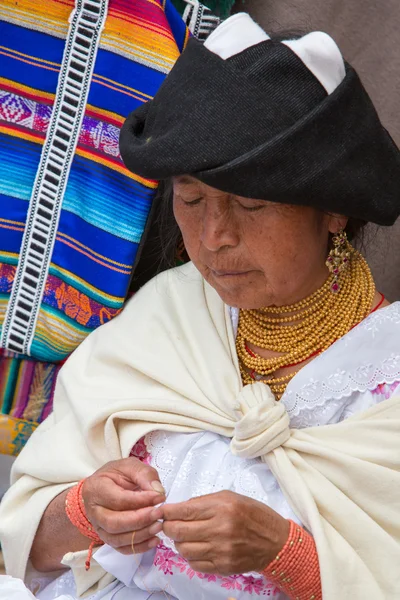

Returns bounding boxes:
[326,229,351,293]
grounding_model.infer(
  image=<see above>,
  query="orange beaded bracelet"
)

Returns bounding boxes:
[262,520,322,600]
[65,479,103,570]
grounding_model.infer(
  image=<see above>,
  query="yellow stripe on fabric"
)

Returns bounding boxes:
[106,12,176,43]
[92,73,153,101]
[0,77,55,104]
[48,264,125,305]
[0,49,60,74]
[57,232,132,270]
[75,146,158,187]
[0,218,25,228]
[0,297,7,321]
[0,124,44,145]
[0,10,68,40]
[183,26,190,50]
[0,45,61,69]
[0,0,70,39]
[102,31,179,71]
[0,251,19,263]
[85,104,125,126]
[34,312,88,354]
[56,236,131,275]
[0,219,24,231]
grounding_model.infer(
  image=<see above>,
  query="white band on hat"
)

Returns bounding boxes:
[204,13,270,59]
[283,32,346,95]
[205,14,345,95]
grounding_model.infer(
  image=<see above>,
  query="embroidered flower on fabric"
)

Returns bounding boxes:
[153,545,280,596]
[130,436,152,464]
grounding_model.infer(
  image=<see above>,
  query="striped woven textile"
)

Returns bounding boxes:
[0,0,188,455]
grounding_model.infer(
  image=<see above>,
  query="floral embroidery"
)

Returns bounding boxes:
[130,436,152,464]
[153,544,280,596]
[372,381,400,400]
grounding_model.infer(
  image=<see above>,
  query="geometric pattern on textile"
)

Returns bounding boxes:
[182,0,221,40]
[1,0,109,356]
[0,0,188,364]
[0,0,188,455]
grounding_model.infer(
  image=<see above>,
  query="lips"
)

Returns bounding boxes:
[210,269,252,277]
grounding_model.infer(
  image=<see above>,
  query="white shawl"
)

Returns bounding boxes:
[1,262,400,599]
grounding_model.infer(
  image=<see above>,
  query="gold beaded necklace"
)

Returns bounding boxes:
[237,235,375,399]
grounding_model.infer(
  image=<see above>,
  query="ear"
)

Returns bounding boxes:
[327,214,348,234]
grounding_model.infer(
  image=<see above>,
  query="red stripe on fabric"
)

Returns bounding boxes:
[0,81,53,106]
[0,122,45,142]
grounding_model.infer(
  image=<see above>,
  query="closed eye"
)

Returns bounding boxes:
[182,197,203,206]
[237,202,265,212]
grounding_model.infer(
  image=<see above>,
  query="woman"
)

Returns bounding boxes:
[1,12,400,600]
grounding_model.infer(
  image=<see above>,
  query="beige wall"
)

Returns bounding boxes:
[234,0,400,300]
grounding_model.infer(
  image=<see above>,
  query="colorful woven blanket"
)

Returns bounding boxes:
[0,0,189,455]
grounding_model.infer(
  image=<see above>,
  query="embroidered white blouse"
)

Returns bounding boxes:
[33,302,400,600]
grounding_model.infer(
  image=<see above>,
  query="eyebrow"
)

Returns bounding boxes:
[174,175,197,185]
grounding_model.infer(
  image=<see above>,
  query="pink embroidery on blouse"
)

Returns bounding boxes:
[372,381,400,400]
[130,436,152,464]
[154,544,280,596]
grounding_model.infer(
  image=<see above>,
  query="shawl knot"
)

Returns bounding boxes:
[230,382,290,458]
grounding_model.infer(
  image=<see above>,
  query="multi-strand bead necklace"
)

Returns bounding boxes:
[236,239,376,399]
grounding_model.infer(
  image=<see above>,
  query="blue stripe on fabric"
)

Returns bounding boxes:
[0,133,41,202]
[164,0,187,53]
[53,210,139,298]
[0,191,136,299]
[63,153,154,242]
[57,207,137,265]
[0,22,62,95]
[0,135,154,242]
[89,49,166,117]
[0,194,27,254]
[0,194,29,224]
[51,237,137,298]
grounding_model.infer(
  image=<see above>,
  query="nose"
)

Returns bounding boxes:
[200,202,240,252]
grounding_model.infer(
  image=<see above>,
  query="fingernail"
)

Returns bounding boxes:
[151,481,165,494]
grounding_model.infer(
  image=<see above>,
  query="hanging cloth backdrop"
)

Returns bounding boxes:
[0,0,191,456]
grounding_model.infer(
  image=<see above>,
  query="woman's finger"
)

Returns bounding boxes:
[162,494,218,522]
[117,458,166,494]
[114,536,160,556]
[175,541,212,562]
[93,504,163,535]
[180,559,217,575]
[98,520,163,548]
[85,477,165,513]
[163,518,211,543]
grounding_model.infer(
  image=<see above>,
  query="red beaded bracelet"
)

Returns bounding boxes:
[65,479,103,570]
[262,520,322,600]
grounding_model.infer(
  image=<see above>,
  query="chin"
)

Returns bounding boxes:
[210,283,267,310]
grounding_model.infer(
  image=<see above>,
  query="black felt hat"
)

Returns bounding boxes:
[120,14,400,226]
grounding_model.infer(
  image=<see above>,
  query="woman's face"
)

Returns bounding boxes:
[173,176,346,309]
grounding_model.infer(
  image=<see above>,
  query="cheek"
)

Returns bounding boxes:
[243,214,326,280]
[173,203,199,249]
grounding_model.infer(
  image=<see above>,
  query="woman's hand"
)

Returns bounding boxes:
[82,457,166,555]
[162,490,289,575]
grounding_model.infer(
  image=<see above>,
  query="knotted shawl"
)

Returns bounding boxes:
[1,262,399,598]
